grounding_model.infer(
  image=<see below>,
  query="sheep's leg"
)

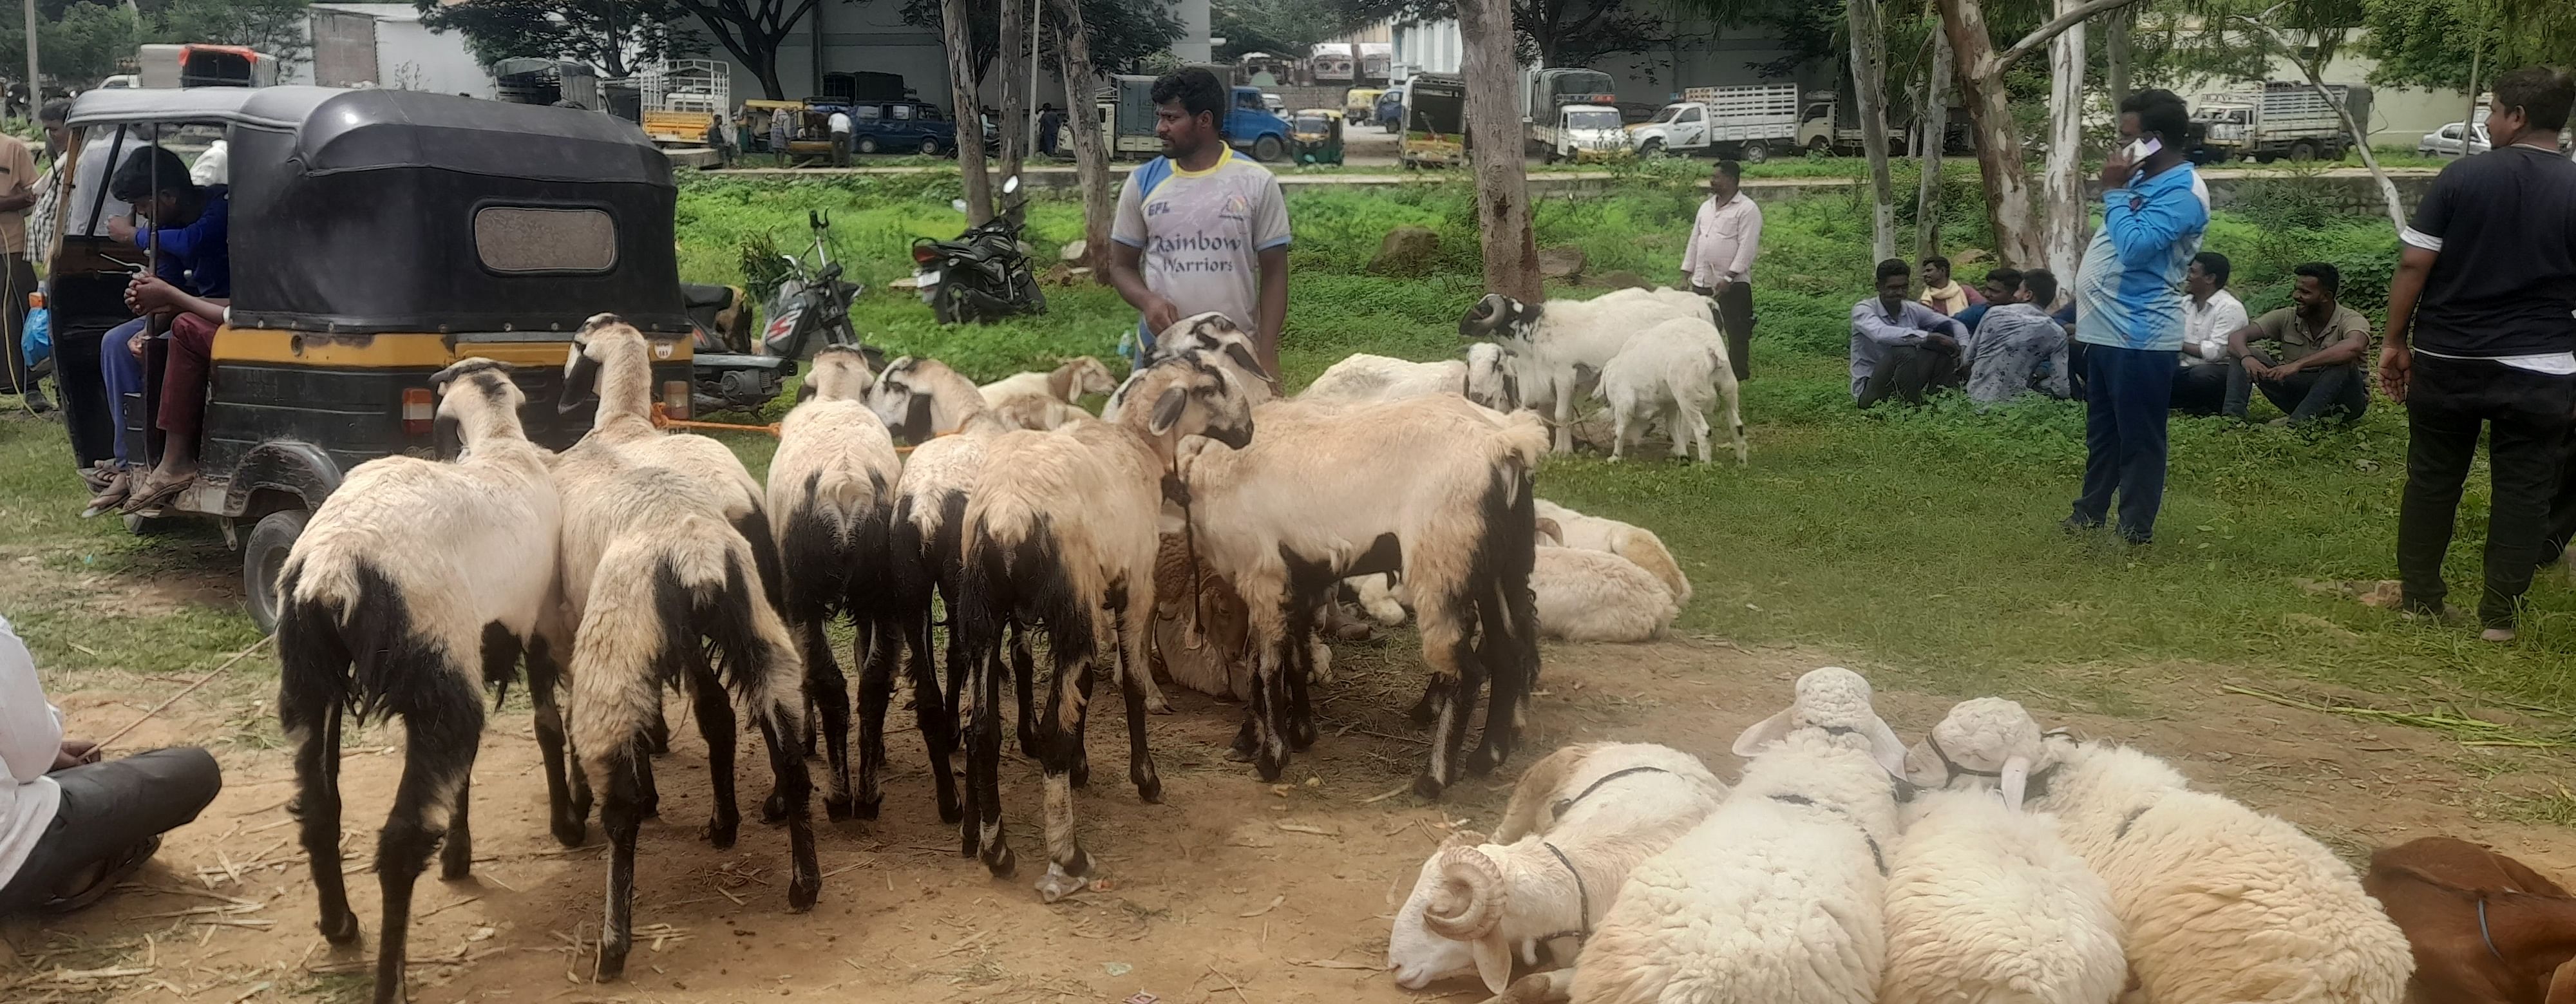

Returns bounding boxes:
[851,612,898,822]
[524,636,587,847]
[752,705,822,912]
[1687,408,1713,464]
[1468,480,1542,776]
[786,616,853,822]
[1405,677,1446,725]
[687,661,741,850]
[285,689,359,944]
[372,679,482,1004]
[969,647,1015,875]
[595,743,647,981]
[1032,636,1099,902]
[1606,401,1631,461]
[644,701,671,757]
[1551,376,1576,453]
[1280,601,1321,753]
[1113,592,1162,802]
[1497,969,1577,1004]
[439,776,473,881]
[1413,592,1481,799]
[904,603,961,825]
[1009,623,1041,759]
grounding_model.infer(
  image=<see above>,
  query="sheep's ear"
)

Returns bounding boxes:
[1730,708,1795,757]
[795,381,817,403]
[1471,934,1513,996]
[1222,341,1269,382]
[1533,517,1563,546]
[1148,387,1188,436]
[1867,715,1910,777]
[1999,755,2032,812]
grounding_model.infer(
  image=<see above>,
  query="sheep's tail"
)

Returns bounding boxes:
[1492,409,1551,471]
[276,556,474,730]
[780,469,892,620]
[568,518,801,778]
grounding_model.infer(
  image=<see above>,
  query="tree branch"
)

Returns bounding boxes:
[1994,0,2150,71]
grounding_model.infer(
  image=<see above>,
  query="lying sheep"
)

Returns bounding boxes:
[1880,783,2126,1004]
[1570,667,1909,1004]
[1598,316,1745,465]
[980,356,1117,410]
[1299,343,1519,412]
[1530,547,1679,643]
[1459,289,1715,453]
[1389,743,1728,994]
[2364,836,2576,1004]
[1913,700,2413,1004]
[1533,500,1689,606]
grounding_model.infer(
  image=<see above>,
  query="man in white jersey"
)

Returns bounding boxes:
[1108,67,1291,382]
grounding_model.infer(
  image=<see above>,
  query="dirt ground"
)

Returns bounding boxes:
[11,601,2576,1004]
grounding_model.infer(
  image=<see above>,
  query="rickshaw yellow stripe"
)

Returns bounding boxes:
[212,329,694,368]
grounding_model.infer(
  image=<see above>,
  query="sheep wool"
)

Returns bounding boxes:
[1532,499,1689,605]
[1457,289,1714,453]
[1880,788,2126,1004]
[1531,546,1680,643]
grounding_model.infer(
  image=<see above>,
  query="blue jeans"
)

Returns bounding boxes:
[2070,343,2175,542]
[100,318,148,468]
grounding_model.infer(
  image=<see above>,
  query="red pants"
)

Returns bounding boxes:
[158,314,217,446]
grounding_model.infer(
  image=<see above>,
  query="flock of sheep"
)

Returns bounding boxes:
[1388,667,2420,1004]
[258,292,1732,1004]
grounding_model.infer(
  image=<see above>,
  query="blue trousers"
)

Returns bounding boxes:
[100,318,148,468]
[2070,343,2175,541]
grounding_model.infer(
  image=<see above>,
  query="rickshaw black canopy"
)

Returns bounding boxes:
[68,86,688,336]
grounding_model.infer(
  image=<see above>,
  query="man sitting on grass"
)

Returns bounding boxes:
[1953,267,2018,334]
[2222,261,2371,426]
[1851,258,1968,408]
[1964,268,2072,405]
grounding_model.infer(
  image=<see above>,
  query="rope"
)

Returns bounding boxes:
[97,633,274,750]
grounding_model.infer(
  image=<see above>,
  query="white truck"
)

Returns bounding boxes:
[1629,84,1801,162]
[1535,104,1631,162]
[1524,68,1617,159]
[2192,82,2371,163]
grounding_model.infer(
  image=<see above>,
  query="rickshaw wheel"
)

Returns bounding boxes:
[244,509,311,634]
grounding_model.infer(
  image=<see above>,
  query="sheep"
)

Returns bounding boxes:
[1104,312,1278,421]
[1530,547,1680,643]
[274,359,565,1004]
[1175,392,1551,795]
[1568,667,1910,1004]
[954,347,1259,901]
[1597,316,1745,465]
[1298,343,1520,412]
[553,449,815,981]
[1389,743,1729,994]
[2364,836,2576,1004]
[981,357,1117,411]
[1910,699,2414,1004]
[766,346,921,822]
[1532,500,1689,607]
[873,355,997,446]
[1879,783,2126,1004]
[1459,289,1718,453]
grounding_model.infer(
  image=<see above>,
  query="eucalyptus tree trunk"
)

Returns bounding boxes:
[997,0,1027,184]
[1459,0,1541,299]
[1045,0,1114,270]
[2041,0,2087,279]
[1931,0,2147,267]
[940,0,994,225]
[1846,0,1898,263]
[1915,28,1953,265]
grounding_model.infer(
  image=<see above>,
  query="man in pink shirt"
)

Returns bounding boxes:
[1680,160,1761,380]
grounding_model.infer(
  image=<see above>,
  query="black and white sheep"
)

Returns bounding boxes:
[274,359,564,1004]
[954,348,1260,902]
[1174,392,1551,795]
[1457,289,1719,453]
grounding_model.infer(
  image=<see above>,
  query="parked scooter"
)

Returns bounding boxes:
[911,175,1046,325]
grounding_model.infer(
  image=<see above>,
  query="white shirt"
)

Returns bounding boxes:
[828,112,852,135]
[0,615,62,892]
[1680,193,1762,288]
[2181,289,2248,367]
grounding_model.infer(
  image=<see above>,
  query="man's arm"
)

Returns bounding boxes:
[2380,245,2438,403]
[1721,203,1761,285]
[1851,302,1929,346]
[1255,245,1287,383]
[2101,178,2208,267]
[2282,316,2371,372]
[130,276,226,325]
[0,622,62,784]
[1678,205,1705,281]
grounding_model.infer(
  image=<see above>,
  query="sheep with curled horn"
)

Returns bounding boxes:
[275,357,569,1004]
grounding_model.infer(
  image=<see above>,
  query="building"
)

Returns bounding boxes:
[294,3,494,96]
[696,0,1211,108]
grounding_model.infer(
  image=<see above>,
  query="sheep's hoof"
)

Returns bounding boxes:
[787,871,820,913]
[550,817,589,849]
[1226,719,1258,761]
[1018,729,1042,759]
[701,819,739,850]
[851,794,882,822]
[936,793,963,826]
[317,909,361,945]
[981,841,1017,879]
[286,794,305,819]
[1253,743,1288,782]
[440,847,473,881]
[1412,772,1448,800]
[1144,694,1173,715]
[1465,744,1504,776]
[1287,716,1318,752]
[759,792,790,824]
[1034,869,1084,904]
[1070,756,1091,790]
[821,794,854,822]
[596,943,630,982]
[1132,761,1162,804]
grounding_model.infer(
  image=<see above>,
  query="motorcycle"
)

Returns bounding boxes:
[911,175,1046,325]
[690,210,867,414]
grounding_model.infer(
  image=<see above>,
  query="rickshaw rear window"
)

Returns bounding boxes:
[473,207,618,273]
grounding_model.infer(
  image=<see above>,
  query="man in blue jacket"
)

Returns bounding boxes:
[2063,89,2208,545]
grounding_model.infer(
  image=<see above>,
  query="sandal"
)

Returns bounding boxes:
[80,472,131,518]
[120,474,192,516]
[78,463,116,493]
[39,835,160,915]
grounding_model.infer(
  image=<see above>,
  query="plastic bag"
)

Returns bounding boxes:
[21,306,49,369]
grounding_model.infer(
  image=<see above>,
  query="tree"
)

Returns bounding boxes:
[1912,20,1951,264]
[158,0,312,64]
[417,0,699,78]
[1213,0,1347,62]
[1458,0,1539,301]
[671,0,820,99]
[0,1,142,87]
[1333,0,1671,66]
[2363,0,2572,88]
[939,0,992,225]
[1045,0,1114,270]
[1931,0,2143,267]
[2038,0,2083,278]
[997,0,1027,184]
[905,0,1179,83]
[2233,5,2401,229]
[1845,0,1895,262]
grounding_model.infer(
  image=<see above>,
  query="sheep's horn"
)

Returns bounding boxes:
[1438,828,1488,849]
[1423,844,1508,942]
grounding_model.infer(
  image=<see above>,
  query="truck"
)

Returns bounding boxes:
[1309,43,1356,84]
[1523,67,1616,155]
[1793,90,1911,155]
[1629,84,1801,162]
[2192,82,2372,163]
[1534,105,1629,162]
[1090,75,1294,162]
[1401,72,1468,168]
[638,59,732,147]
[136,44,278,89]
[1357,43,1393,84]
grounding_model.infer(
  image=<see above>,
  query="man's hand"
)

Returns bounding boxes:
[1141,294,1181,338]
[106,215,137,243]
[2378,341,2412,404]
[1705,278,1733,298]
[1924,333,1960,354]
[126,274,182,316]
[2099,147,2137,190]
[54,738,99,772]
[2239,355,2272,381]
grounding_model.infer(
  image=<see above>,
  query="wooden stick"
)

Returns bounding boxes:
[98,635,274,750]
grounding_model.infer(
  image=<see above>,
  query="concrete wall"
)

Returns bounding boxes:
[2171,35,2472,147]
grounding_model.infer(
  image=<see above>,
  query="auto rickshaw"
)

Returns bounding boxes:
[1289,108,1343,166]
[743,98,840,162]
[1343,88,1382,126]
[54,86,699,630]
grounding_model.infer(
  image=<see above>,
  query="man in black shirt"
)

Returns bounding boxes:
[2380,66,2576,641]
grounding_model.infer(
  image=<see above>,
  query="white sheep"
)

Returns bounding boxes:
[980,355,1118,410]
[1530,546,1680,643]
[1598,316,1745,465]
[1389,743,1728,994]
[1569,667,1909,1004]
[275,360,565,1004]
[1459,289,1716,453]
[1532,499,1690,606]
[1909,699,2413,1004]
[1880,784,2126,1004]
[1298,343,1519,412]
[955,348,1260,902]
[1175,393,1551,796]
[766,346,914,822]
[1104,312,1278,421]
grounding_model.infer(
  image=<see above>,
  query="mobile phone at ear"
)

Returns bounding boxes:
[2123,137,2163,161]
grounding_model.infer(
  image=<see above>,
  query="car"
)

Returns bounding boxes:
[1262,92,1285,115]
[2417,120,2490,158]
[848,99,954,156]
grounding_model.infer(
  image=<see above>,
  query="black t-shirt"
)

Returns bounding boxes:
[2403,146,2576,357]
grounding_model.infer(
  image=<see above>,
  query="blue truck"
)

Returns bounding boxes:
[1091,75,1293,162]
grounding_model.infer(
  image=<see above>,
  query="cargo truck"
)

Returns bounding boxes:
[1401,72,1467,168]
[1090,75,1293,162]
[2192,82,2372,163]
[1629,84,1801,162]
[1524,67,1616,156]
